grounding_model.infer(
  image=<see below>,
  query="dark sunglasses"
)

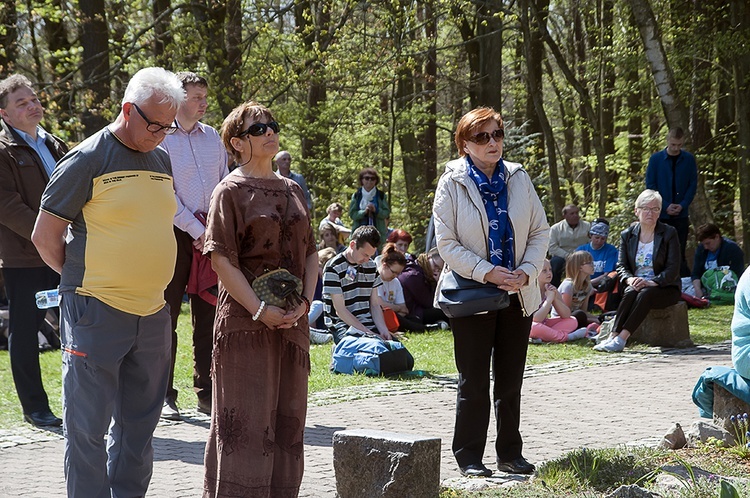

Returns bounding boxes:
[131,103,178,135]
[468,128,504,145]
[237,121,280,138]
[362,176,377,181]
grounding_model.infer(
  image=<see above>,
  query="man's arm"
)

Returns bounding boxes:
[692,279,705,299]
[0,151,40,240]
[31,211,70,274]
[330,293,373,333]
[369,291,393,339]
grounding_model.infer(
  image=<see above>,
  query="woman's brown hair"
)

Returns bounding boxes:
[380,242,407,267]
[220,101,275,162]
[454,107,504,156]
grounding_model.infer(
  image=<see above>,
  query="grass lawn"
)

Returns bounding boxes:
[0,303,735,430]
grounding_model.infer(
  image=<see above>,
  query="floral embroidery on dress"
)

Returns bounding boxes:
[217,407,251,456]
[263,411,304,460]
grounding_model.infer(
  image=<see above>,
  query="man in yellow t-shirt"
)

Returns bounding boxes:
[32,67,185,498]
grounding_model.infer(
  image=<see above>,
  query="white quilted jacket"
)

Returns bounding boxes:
[432,158,550,316]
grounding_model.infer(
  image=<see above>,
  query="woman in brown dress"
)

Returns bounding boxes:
[202,101,318,497]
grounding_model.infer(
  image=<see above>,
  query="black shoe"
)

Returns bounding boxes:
[459,462,493,477]
[197,398,211,415]
[24,410,62,427]
[496,457,535,474]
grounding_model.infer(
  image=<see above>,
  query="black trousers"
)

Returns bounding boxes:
[662,217,691,278]
[450,295,532,466]
[4,266,59,414]
[549,255,566,288]
[164,227,216,405]
[613,285,681,335]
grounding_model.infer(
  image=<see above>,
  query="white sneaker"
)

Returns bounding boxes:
[309,328,333,345]
[593,337,613,351]
[161,399,181,420]
[600,336,626,352]
[567,327,588,341]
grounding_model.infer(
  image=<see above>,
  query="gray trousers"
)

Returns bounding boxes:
[60,292,171,498]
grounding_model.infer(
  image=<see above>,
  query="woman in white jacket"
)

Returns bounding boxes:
[432,107,549,477]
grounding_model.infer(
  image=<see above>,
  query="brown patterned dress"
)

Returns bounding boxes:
[202,174,315,498]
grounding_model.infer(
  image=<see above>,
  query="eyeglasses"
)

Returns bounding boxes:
[237,121,280,138]
[131,103,178,135]
[638,206,661,214]
[362,176,377,181]
[468,128,504,145]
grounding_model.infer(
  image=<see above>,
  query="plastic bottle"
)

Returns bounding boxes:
[35,289,60,309]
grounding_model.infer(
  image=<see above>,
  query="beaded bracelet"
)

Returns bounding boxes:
[253,301,266,321]
[300,296,311,316]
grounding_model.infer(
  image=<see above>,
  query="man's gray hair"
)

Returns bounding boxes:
[121,67,185,109]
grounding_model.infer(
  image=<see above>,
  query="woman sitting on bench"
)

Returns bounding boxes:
[594,189,681,352]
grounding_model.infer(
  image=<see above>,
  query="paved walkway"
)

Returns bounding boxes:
[0,344,732,497]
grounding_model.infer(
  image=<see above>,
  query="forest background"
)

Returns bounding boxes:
[2,0,749,253]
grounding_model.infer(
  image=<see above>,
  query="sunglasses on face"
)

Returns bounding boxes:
[468,128,504,145]
[362,176,377,181]
[237,121,280,138]
[131,103,178,135]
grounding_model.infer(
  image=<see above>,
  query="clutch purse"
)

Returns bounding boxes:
[437,270,509,318]
[250,268,304,309]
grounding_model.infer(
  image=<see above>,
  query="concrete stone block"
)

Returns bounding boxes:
[333,429,441,498]
[630,301,693,348]
[713,385,750,439]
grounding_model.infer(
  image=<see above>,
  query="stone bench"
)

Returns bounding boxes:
[629,301,694,348]
[713,385,750,441]
[333,429,441,498]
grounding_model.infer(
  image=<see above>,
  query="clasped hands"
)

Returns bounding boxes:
[486,266,528,292]
[627,276,656,291]
[259,301,307,329]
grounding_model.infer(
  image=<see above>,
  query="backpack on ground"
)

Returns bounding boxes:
[701,266,738,304]
[331,335,414,376]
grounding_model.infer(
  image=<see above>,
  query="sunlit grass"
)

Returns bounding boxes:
[0,302,734,429]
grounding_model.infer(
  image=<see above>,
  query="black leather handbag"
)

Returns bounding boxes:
[437,270,509,318]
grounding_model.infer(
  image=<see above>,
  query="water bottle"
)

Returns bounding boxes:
[35,289,60,309]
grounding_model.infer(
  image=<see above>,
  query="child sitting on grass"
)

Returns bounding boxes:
[557,250,598,328]
[530,259,587,343]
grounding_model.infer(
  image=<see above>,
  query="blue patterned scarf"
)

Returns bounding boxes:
[466,157,515,269]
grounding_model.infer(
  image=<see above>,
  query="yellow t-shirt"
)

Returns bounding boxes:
[41,128,177,316]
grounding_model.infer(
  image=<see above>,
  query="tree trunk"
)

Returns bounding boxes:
[730,0,750,252]
[712,45,737,238]
[688,0,715,230]
[79,0,110,135]
[452,0,504,110]
[521,0,562,217]
[628,0,689,131]
[153,0,172,69]
[43,0,73,133]
[574,0,593,207]
[0,0,18,73]
[531,0,607,217]
[625,8,644,178]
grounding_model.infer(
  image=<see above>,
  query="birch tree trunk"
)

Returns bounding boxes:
[628,0,689,131]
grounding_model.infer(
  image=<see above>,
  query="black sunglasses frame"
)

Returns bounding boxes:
[131,103,178,135]
[468,128,504,145]
[237,121,280,138]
